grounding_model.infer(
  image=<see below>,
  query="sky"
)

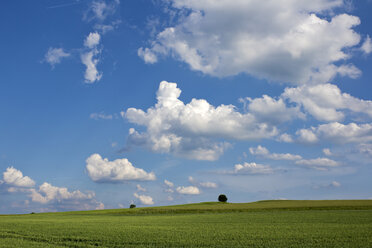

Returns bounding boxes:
[1,0,372,214]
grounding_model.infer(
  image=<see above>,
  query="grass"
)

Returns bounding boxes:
[1,200,372,247]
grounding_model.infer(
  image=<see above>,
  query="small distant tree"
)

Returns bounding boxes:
[130,204,136,209]
[218,194,228,203]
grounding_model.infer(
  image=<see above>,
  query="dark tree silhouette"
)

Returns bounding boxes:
[218,194,228,202]
[130,204,136,209]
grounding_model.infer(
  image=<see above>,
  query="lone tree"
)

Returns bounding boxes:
[130,204,136,209]
[218,194,228,203]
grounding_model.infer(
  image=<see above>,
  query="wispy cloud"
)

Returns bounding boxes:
[90,112,116,120]
[44,47,70,68]
[46,1,81,9]
[83,0,120,22]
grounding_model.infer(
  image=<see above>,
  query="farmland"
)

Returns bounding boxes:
[1,200,372,247]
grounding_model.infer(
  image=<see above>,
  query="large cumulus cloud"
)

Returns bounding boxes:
[139,0,362,84]
[123,81,285,160]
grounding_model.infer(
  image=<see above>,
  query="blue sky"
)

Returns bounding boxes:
[1,0,372,214]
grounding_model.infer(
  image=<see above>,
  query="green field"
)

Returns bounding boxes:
[1,200,372,247]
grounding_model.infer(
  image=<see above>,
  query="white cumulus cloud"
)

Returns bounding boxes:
[176,186,200,195]
[140,0,362,84]
[30,182,94,204]
[249,145,302,160]
[234,162,274,175]
[86,154,156,183]
[1,168,104,211]
[81,50,102,83]
[277,133,294,143]
[29,182,104,211]
[361,35,372,54]
[242,95,305,124]
[283,83,372,122]
[84,32,101,48]
[296,129,320,143]
[3,167,35,188]
[81,31,103,83]
[124,81,278,160]
[138,47,158,64]
[296,122,372,144]
[134,193,154,205]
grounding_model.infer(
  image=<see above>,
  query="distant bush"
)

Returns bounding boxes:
[130,204,136,209]
[30,212,35,214]
[218,194,228,203]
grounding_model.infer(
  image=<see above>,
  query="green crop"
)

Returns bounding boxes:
[1,200,371,247]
